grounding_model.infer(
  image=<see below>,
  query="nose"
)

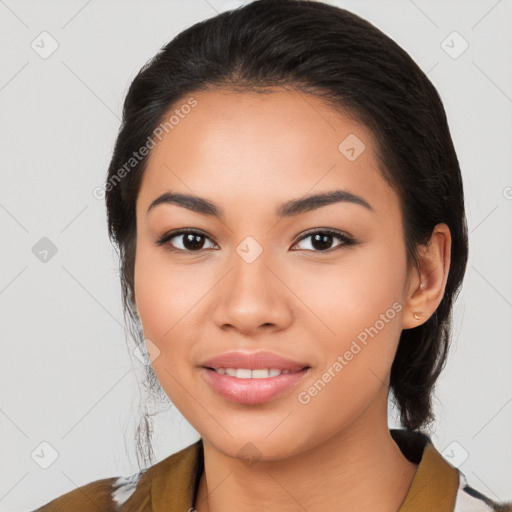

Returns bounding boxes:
[212,249,294,336]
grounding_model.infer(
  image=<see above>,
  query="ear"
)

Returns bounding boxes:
[402,223,452,330]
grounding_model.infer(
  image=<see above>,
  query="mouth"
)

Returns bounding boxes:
[200,365,311,405]
[204,367,308,378]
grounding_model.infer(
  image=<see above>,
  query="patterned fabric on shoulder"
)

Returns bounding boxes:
[454,472,512,512]
[111,468,148,509]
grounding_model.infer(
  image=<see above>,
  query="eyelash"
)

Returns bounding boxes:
[155,228,358,254]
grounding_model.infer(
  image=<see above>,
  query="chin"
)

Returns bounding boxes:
[200,425,314,464]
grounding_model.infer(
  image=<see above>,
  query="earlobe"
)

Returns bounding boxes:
[411,282,425,321]
[402,224,451,330]
[402,277,427,329]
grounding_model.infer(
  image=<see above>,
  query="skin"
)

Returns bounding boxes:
[134,88,451,512]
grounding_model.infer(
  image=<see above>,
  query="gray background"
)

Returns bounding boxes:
[0,0,511,510]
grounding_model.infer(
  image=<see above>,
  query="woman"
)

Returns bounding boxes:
[33,0,511,510]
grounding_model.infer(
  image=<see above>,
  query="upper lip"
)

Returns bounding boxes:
[200,350,310,371]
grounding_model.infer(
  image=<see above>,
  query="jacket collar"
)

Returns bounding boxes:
[391,429,459,512]
[145,428,459,511]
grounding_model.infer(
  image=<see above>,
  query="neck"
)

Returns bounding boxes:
[194,392,418,512]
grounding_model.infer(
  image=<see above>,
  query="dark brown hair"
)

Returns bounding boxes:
[105,0,468,468]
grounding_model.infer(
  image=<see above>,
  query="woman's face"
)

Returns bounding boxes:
[134,88,416,460]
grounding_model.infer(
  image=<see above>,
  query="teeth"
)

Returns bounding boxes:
[214,368,288,378]
[236,368,252,379]
[252,369,271,378]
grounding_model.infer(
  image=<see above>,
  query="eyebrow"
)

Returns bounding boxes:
[146,189,373,219]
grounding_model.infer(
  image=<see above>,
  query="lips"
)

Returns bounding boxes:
[200,350,310,372]
[213,368,290,378]
[199,350,311,405]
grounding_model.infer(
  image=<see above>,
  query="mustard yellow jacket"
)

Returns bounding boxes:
[32,429,512,512]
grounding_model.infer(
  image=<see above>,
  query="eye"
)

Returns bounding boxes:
[155,228,357,254]
[291,229,356,252]
[155,229,217,252]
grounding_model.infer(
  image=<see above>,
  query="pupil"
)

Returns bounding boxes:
[312,233,332,251]
[180,233,335,251]
[184,233,204,250]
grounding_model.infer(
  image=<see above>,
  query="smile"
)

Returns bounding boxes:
[201,366,311,405]
[210,368,294,378]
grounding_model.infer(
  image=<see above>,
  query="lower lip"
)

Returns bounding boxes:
[201,367,311,405]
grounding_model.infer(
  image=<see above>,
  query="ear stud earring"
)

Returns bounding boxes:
[412,280,425,320]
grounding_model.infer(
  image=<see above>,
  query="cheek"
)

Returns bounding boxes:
[290,238,406,337]
[133,246,185,374]
[291,241,406,400]
[294,300,404,439]
[134,241,207,339]
[133,265,192,409]
[133,244,213,400]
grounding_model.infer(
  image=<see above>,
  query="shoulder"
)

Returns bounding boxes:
[31,475,126,511]
[454,472,512,512]
[31,440,202,511]
[31,468,151,512]
[31,467,152,512]
[390,429,511,512]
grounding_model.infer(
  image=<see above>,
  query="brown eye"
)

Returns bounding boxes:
[155,228,357,254]
[155,229,217,252]
[292,229,356,252]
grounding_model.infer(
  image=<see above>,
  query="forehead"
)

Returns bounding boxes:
[136,88,397,219]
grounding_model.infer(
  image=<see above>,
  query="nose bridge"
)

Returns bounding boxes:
[212,235,291,331]
[229,236,276,301]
